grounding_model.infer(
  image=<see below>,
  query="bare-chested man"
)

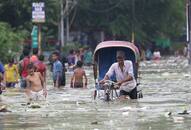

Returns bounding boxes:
[70,61,87,88]
[25,63,47,101]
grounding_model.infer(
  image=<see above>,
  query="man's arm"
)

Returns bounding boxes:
[25,77,31,97]
[15,65,19,82]
[70,72,75,88]
[39,72,47,97]
[39,72,45,89]
[43,71,46,83]
[83,71,88,88]
[117,75,133,86]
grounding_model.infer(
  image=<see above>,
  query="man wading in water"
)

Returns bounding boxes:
[25,63,47,101]
[100,51,137,100]
[70,61,88,88]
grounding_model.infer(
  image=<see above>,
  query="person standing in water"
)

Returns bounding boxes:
[25,63,47,101]
[19,49,30,88]
[100,50,137,100]
[70,61,88,88]
[36,55,46,83]
[52,52,63,88]
[4,57,19,88]
[84,47,93,66]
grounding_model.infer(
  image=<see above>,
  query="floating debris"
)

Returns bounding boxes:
[21,102,31,106]
[178,110,189,115]
[164,112,172,117]
[168,112,172,116]
[91,121,98,125]
[0,105,11,112]
[29,104,41,109]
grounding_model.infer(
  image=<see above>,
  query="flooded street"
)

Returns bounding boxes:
[1,57,191,130]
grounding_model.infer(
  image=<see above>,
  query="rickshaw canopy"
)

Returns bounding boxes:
[94,41,140,62]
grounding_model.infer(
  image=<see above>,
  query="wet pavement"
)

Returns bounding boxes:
[1,57,191,130]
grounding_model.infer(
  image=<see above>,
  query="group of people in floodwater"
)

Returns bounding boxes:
[141,48,161,61]
[0,43,142,102]
[0,46,93,102]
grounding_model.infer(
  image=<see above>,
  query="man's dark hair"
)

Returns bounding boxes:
[69,49,74,54]
[33,48,38,55]
[23,48,30,57]
[76,61,83,68]
[8,57,14,64]
[23,45,31,50]
[27,63,34,70]
[38,55,44,61]
[52,51,60,57]
[75,50,80,54]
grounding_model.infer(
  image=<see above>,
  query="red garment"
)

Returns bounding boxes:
[36,61,46,77]
[21,57,30,78]
[30,55,38,63]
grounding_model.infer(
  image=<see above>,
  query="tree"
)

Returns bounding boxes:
[74,0,186,44]
[0,0,186,48]
[0,22,25,63]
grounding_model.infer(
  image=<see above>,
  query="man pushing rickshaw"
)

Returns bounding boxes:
[93,41,142,101]
[99,50,137,100]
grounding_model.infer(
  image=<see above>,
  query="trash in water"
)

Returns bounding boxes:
[0,105,11,112]
[29,104,41,109]
[164,112,172,117]
[91,121,98,125]
[21,102,31,106]
[178,110,189,115]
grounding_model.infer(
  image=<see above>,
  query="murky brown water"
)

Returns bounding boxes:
[1,57,191,130]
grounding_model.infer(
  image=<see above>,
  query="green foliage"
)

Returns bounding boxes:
[0,0,187,49]
[75,0,186,43]
[0,22,25,63]
[0,0,60,40]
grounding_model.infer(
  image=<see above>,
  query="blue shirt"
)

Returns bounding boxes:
[53,60,63,78]
[0,62,4,74]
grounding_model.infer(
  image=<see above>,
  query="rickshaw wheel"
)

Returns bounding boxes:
[105,92,111,101]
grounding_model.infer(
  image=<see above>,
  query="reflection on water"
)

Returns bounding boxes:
[1,57,191,130]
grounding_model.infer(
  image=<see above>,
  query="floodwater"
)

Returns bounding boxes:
[1,57,191,130]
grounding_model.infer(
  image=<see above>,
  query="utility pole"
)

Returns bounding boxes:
[131,0,135,43]
[38,24,42,55]
[60,0,65,47]
[187,0,191,64]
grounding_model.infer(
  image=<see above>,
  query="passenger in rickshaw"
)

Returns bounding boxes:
[99,50,137,100]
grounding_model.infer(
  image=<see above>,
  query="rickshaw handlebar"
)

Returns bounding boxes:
[99,80,119,89]
[104,80,116,84]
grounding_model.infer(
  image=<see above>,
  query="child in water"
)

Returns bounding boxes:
[70,61,88,88]
[25,63,47,101]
